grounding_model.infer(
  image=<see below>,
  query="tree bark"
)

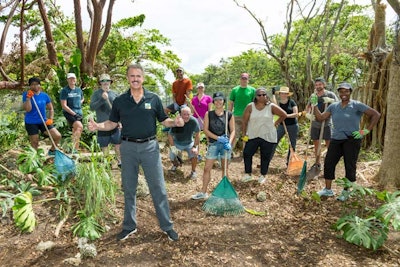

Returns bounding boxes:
[37,0,59,66]
[379,0,400,188]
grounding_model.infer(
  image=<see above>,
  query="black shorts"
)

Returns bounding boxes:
[63,112,82,126]
[311,126,331,140]
[25,123,54,135]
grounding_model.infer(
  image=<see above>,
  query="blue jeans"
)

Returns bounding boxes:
[120,140,173,232]
[271,123,298,164]
[243,137,275,175]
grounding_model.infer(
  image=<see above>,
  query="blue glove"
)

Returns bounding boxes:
[173,102,179,111]
[217,135,229,144]
[223,142,232,151]
[352,129,370,139]
[310,94,318,106]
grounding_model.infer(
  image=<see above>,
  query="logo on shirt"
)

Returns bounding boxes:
[145,103,151,109]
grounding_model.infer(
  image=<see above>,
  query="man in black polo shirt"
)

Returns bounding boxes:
[88,64,183,242]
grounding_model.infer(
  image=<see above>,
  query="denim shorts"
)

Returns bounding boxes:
[97,128,121,147]
[205,142,231,160]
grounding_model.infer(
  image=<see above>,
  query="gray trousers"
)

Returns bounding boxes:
[120,140,173,231]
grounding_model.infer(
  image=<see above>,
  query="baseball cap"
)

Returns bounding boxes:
[315,77,326,83]
[213,91,225,101]
[67,73,76,79]
[99,73,113,83]
[337,82,353,91]
[176,67,184,72]
[196,82,205,88]
[28,77,41,85]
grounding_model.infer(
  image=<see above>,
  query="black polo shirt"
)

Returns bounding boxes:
[109,88,168,139]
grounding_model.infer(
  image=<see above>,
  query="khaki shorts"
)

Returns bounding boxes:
[234,116,243,137]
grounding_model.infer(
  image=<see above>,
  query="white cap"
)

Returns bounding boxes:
[67,73,76,79]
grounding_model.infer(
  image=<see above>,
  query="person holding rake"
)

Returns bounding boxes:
[191,92,235,200]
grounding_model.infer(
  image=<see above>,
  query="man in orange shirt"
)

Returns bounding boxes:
[165,67,193,114]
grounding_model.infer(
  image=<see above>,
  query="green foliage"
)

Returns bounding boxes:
[335,215,388,250]
[333,178,400,250]
[17,147,57,187]
[0,110,24,153]
[0,191,14,217]
[70,138,118,240]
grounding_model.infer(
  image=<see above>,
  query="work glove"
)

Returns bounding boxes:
[74,113,83,121]
[305,113,315,121]
[223,142,232,151]
[217,135,229,144]
[26,90,34,98]
[352,129,370,139]
[45,119,53,126]
[241,135,249,142]
[173,102,179,111]
[323,97,335,104]
[310,93,318,106]
[170,146,179,155]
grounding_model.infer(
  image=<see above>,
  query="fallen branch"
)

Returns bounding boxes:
[54,205,71,238]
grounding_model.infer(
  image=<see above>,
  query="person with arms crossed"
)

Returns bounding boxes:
[241,88,287,184]
[228,72,256,156]
[165,67,193,115]
[60,73,84,153]
[168,106,201,179]
[88,64,183,241]
[312,82,380,201]
[191,92,235,200]
[90,74,121,167]
[22,77,61,155]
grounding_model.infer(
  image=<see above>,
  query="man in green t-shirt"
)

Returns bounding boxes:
[228,73,256,156]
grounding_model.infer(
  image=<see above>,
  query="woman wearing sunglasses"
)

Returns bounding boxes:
[241,87,287,184]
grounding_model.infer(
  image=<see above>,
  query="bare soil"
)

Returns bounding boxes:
[1,142,399,267]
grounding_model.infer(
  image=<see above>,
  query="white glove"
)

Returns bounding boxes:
[305,113,315,121]
[323,97,335,104]
[170,146,179,155]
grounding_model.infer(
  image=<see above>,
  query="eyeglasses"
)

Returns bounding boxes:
[257,94,267,97]
[241,77,248,80]
[100,80,111,83]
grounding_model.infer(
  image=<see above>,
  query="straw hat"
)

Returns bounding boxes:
[275,86,293,96]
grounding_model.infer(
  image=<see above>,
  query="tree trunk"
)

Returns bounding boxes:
[37,0,59,66]
[379,0,400,189]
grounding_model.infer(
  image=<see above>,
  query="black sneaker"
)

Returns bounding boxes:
[164,229,179,241]
[116,228,137,241]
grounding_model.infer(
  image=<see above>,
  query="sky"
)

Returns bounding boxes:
[55,0,397,79]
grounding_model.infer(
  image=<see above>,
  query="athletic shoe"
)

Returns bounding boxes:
[337,190,350,202]
[317,188,334,197]
[48,150,56,156]
[116,228,137,241]
[191,192,208,200]
[258,175,266,184]
[189,171,197,179]
[241,174,252,182]
[164,229,179,241]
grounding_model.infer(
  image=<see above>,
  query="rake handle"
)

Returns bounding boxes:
[30,95,57,149]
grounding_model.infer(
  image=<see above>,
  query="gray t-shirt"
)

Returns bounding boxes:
[90,88,119,123]
[169,116,200,146]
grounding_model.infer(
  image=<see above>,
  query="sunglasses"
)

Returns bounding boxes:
[100,80,111,82]
[241,77,248,80]
[257,94,267,96]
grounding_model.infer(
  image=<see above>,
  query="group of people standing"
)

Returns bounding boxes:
[22,64,380,243]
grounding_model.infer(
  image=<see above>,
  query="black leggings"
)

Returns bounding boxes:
[324,138,361,182]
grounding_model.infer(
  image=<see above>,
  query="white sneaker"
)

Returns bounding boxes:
[317,188,334,197]
[241,174,252,182]
[191,192,208,200]
[258,175,266,184]
[189,171,197,179]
